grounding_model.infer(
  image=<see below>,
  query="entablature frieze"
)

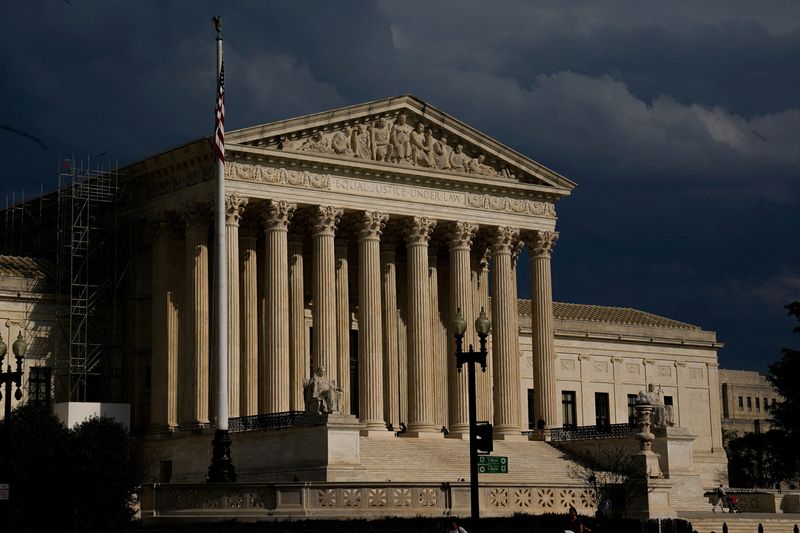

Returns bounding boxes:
[223,159,557,231]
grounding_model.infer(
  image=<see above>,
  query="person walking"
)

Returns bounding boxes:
[446,520,468,533]
[712,483,728,512]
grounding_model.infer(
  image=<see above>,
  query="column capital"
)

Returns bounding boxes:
[358,211,388,241]
[675,361,687,368]
[526,230,559,257]
[490,226,520,254]
[404,216,436,245]
[611,356,624,364]
[225,193,248,226]
[447,221,478,250]
[312,205,343,236]
[263,200,297,231]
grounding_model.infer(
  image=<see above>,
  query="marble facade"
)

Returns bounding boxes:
[114,96,728,490]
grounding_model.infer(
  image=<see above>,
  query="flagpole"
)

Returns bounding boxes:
[208,15,235,483]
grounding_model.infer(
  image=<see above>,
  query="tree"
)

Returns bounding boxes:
[765,301,800,479]
[568,447,657,519]
[0,405,143,532]
[725,430,793,487]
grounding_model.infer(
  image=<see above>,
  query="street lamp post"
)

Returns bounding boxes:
[452,306,491,520]
[0,331,28,427]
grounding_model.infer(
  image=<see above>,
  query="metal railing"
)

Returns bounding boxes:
[522,422,634,441]
[228,411,306,433]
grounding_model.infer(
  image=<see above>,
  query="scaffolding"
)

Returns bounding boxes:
[56,158,120,402]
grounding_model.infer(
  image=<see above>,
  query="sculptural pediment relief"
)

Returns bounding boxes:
[227,95,575,193]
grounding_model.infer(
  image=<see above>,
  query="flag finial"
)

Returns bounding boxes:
[212,16,222,40]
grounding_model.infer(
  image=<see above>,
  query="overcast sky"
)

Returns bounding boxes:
[2,1,798,372]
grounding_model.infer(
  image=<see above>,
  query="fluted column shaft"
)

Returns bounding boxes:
[380,247,400,429]
[473,248,493,422]
[263,200,296,413]
[405,217,437,433]
[335,241,351,414]
[313,206,343,382]
[225,194,247,418]
[239,230,259,416]
[150,220,179,430]
[429,252,448,429]
[184,207,210,427]
[528,230,559,429]
[288,240,306,411]
[491,227,521,435]
[448,222,477,435]
[358,212,388,431]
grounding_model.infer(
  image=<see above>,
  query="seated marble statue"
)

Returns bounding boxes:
[303,366,343,415]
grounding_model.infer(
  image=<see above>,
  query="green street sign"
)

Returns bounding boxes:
[477,455,508,474]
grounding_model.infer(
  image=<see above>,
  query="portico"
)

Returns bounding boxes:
[131,96,574,439]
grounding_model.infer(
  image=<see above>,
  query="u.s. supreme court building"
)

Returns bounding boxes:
[11,96,729,518]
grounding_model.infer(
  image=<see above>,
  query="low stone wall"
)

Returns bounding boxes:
[140,482,596,522]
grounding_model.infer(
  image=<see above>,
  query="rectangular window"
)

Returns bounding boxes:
[527,389,535,429]
[595,392,610,427]
[628,394,638,425]
[664,395,673,406]
[747,397,752,411]
[28,366,52,407]
[738,396,744,410]
[562,391,577,429]
[756,397,761,411]
[764,398,769,411]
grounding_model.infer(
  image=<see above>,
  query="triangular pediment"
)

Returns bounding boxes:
[227,95,575,193]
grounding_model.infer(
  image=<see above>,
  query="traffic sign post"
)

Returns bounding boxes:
[477,455,509,474]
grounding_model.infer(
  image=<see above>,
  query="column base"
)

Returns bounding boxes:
[361,428,393,437]
[445,432,470,440]
[401,429,445,439]
[494,432,527,441]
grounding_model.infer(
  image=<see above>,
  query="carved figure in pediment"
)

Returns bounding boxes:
[300,131,329,153]
[432,134,452,170]
[410,122,434,167]
[331,129,351,155]
[449,143,470,171]
[351,124,371,160]
[370,118,391,161]
[390,113,413,163]
[468,154,498,177]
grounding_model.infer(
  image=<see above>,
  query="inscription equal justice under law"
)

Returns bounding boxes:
[331,177,464,208]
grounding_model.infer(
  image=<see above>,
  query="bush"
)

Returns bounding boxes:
[0,404,142,532]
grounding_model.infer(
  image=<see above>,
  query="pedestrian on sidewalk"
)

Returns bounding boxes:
[712,483,728,513]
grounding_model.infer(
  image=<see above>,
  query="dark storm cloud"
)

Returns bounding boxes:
[1,1,798,371]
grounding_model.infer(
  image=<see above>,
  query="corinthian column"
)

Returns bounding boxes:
[149,216,180,431]
[447,221,477,436]
[263,200,296,413]
[491,226,523,437]
[335,240,351,414]
[472,245,493,422]
[313,206,343,384]
[380,242,400,429]
[288,239,306,411]
[239,228,258,416]
[528,230,559,429]
[225,194,247,418]
[183,204,210,428]
[429,249,448,430]
[358,211,389,433]
[405,216,437,435]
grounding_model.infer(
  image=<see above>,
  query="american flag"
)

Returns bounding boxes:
[213,62,225,162]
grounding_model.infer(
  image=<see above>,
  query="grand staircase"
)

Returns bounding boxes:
[680,513,800,533]
[355,435,579,485]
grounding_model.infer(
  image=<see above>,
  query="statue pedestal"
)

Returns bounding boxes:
[627,479,676,520]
